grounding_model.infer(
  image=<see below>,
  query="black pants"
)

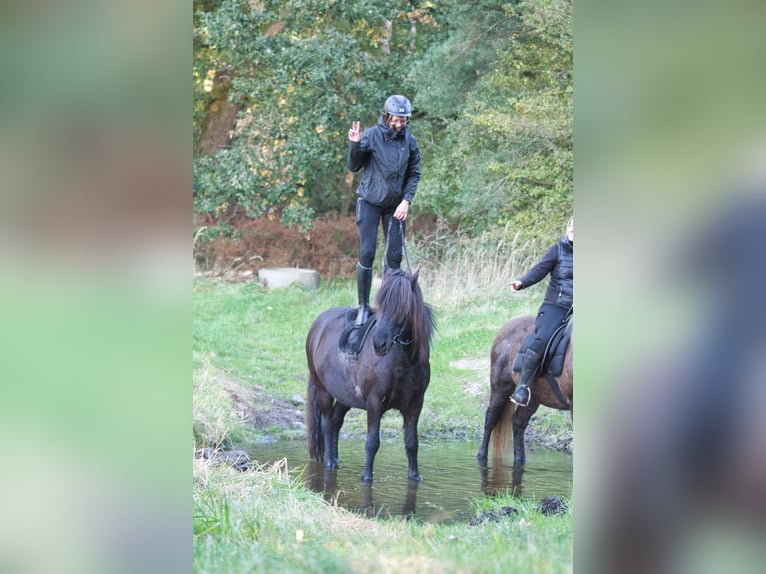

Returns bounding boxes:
[356,198,404,269]
[527,303,571,356]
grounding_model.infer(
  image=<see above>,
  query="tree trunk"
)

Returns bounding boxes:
[381,19,392,55]
[196,72,241,156]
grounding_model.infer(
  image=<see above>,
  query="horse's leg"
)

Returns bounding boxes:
[512,401,540,464]
[402,407,422,481]
[478,389,511,460]
[362,403,383,482]
[316,392,337,469]
[330,402,350,466]
[479,349,514,460]
[510,463,525,497]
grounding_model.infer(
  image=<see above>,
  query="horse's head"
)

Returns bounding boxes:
[372,268,434,358]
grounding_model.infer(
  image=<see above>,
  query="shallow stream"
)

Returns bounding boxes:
[249,439,572,524]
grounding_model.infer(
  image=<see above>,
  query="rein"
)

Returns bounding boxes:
[384,219,412,274]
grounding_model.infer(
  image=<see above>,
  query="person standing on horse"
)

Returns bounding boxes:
[347,94,421,327]
[508,216,574,406]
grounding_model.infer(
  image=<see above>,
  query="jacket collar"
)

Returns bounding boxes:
[378,116,406,140]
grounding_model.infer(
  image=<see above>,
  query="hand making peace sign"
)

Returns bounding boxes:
[348,121,361,142]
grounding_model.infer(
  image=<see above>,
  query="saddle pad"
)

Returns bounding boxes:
[512,320,572,377]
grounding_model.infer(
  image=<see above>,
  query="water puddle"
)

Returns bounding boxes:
[249,439,572,524]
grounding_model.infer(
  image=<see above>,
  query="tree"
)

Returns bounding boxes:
[193,0,572,245]
[193,0,448,230]
[411,0,572,241]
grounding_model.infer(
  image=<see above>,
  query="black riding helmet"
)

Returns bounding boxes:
[383,94,412,120]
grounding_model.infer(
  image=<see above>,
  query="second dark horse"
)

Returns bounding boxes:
[477,315,573,464]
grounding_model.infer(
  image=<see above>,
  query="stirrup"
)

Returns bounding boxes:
[510,387,531,407]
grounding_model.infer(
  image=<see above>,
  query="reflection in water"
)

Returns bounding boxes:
[360,481,419,520]
[479,461,526,498]
[306,462,338,503]
[306,460,419,520]
[253,440,572,524]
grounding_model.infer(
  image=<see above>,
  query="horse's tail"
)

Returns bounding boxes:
[305,375,323,462]
[491,401,516,457]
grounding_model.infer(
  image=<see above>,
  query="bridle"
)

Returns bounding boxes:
[392,328,413,346]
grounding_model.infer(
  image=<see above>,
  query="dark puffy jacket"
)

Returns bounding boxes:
[347,116,421,208]
[518,235,573,309]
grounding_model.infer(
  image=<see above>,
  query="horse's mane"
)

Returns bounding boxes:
[375,269,435,360]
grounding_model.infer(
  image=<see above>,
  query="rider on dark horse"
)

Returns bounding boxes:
[347,94,422,327]
[508,216,574,407]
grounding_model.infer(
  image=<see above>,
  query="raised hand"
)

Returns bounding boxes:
[348,121,361,142]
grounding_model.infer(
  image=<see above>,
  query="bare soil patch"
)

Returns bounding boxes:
[220,373,305,438]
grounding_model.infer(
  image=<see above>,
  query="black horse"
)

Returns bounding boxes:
[477,315,573,464]
[305,269,435,482]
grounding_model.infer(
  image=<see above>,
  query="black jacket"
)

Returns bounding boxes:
[518,235,573,309]
[347,116,421,208]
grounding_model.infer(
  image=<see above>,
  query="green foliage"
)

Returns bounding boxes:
[193,0,572,244]
[413,0,572,241]
[194,0,448,229]
[408,1,519,120]
[194,146,317,230]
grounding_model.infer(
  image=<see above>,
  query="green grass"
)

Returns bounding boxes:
[192,275,564,444]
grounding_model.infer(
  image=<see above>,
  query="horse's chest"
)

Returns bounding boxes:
[345,364,412,407]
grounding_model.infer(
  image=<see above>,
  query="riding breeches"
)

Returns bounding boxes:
[356,198,405,270]
[527,303,571,356]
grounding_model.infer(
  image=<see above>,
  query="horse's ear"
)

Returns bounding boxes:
[411,268,420,285]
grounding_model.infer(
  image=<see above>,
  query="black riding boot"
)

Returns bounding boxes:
[355,263,373,327]
[511,348,540,407]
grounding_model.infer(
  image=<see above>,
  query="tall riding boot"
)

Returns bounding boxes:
[355,263,373,327]
[511,348,540,407]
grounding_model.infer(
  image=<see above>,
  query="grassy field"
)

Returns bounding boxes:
[193,272,568,447]
[193,251,573,573]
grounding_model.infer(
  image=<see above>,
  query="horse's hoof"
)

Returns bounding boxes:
[408,473,421,481]
[361,474,373,482]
